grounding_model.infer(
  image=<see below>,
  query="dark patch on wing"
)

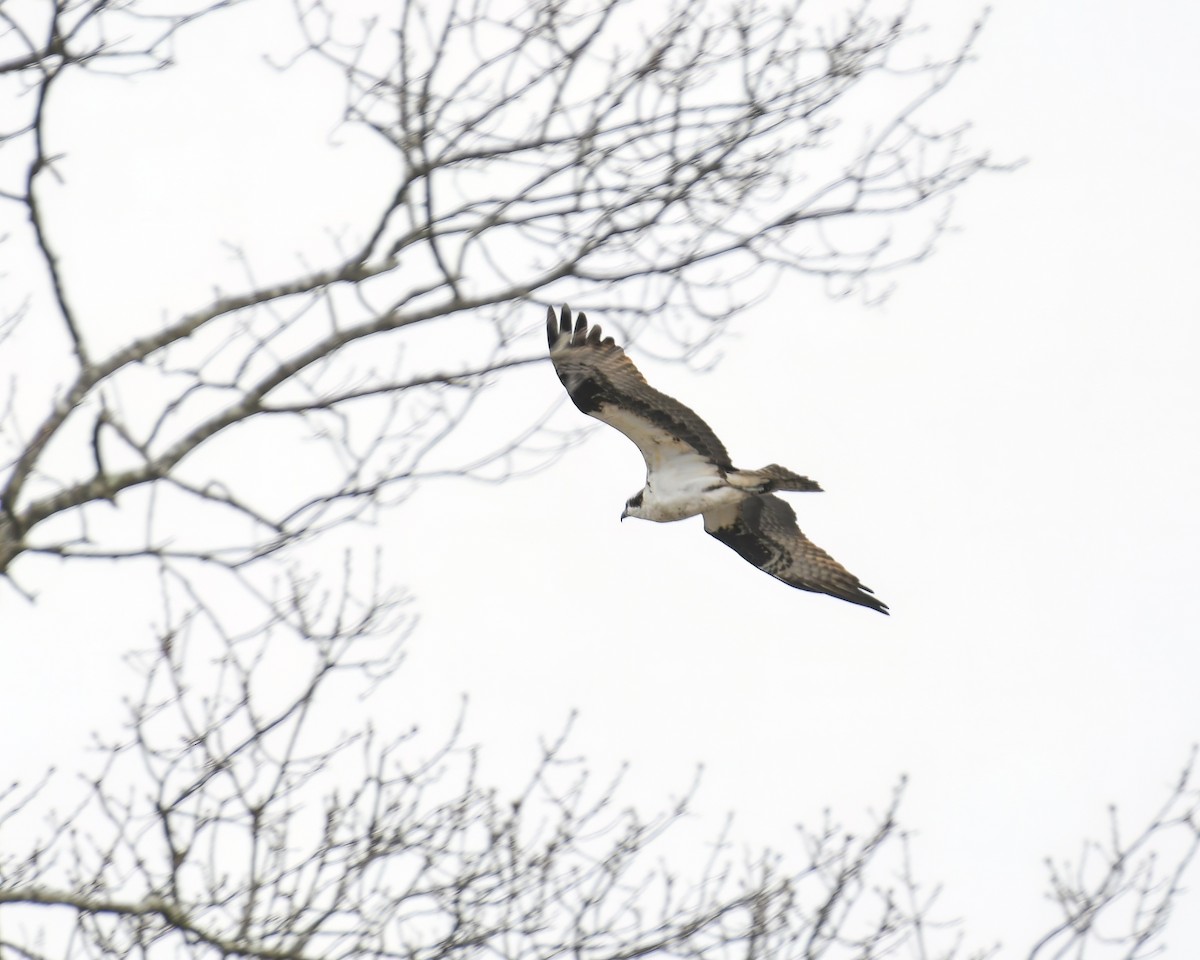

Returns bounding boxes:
[706,494,888,614]
[547,305,731,467]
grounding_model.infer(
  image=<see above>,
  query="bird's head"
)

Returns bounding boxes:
[620,489,646,522]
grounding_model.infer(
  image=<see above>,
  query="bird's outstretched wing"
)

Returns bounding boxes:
[704,494,889,614]
[547,304,732,473]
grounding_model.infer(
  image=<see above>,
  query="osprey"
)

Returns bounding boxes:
[547,305,887,614]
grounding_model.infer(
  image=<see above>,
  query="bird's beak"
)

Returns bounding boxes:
[619,508,628,522]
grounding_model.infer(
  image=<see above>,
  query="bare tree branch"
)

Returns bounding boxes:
[1028,747,1200,960]
[0,0,1001,589]
[1,569,1195,959]
[0,567,958,960]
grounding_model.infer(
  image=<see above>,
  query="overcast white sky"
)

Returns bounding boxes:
[4,0,1200,954]
[400,2,1200,948]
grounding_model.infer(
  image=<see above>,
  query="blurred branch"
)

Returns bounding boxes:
[2,569,1195,959]
[0,565,962,960]
[1028,746,1200,960]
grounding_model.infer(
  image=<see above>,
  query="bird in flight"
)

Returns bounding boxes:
[547,305,887,613]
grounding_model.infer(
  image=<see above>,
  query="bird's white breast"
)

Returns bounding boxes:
[638,451,741,522]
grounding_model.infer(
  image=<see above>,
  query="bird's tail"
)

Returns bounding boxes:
[727,463,822,494]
